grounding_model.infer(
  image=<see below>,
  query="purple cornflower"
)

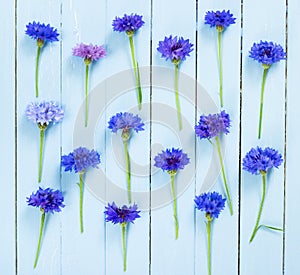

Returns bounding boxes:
[72,43,106,64]
[154,148,190,173]
[157,35,194,64]
[61,147,100,174]
[195,110,231,139]
[25,101,64,128]
[25,21,59,44]
[204,10,236,31]
[104,202,141,224]
[195,192,226,219]
[243,147,283,175]
[27,187,65,213]
[112,13,144,34]
[249,41,286,67]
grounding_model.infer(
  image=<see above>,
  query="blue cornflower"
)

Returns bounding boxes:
[204,10,236,31]
[195,192,226,220]
[154,148,190,173]
[249,41,286,67]
[27,187,65,213]
[243,147,283,175]
[112,14,144,34]
[157,35,194,64]
[25,21,59,43]
[195,110,230,140]
[26,101,64,128]
[27,187,64,268]
[104,202,141,224]
[61,147,100,233]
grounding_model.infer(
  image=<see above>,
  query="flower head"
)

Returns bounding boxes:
[27,187,65,213]
[72,43,106,63]
[157,35,194,64]
[25,21,59,43]
[243,146,283,175]
[154,148,190,172]
[249,41,286,67]
[204,10,236,31]
[112,14,144,34]
[195,192,226,219]
[61,147,101,173]
[25,101,64,127]
[195,110,230,139]
[108,112,145,136]
[104,202,141,224]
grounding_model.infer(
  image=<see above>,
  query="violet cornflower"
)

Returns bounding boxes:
[104,202,141,271]
[25,21,59,97]
[157,35,194,130]
[27,187,64,268]
[243,146,283,242]
[72,43,106,127]
[195,192,225,275]
[25,101,64,183]
[204,10,236,107]
[154,148,190,239]
[112,14,144,109]
[108,112,145,203]
[61,147,100,233]
[195,111,233,215]
[249,41,286,139]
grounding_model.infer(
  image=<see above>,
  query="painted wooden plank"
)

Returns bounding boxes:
[196,1,241,274]
[0,1,16,274]
[285,0,300,274]
[240,1,286,274]
[103,1,151,274]
[16,1,62,274]
[151,1,197,274]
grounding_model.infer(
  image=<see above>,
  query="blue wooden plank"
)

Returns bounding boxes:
[196,1,241,274]
[16,1,62,274]
[241,0,286,274]
[0,1,16,274]
[285,0,300,274]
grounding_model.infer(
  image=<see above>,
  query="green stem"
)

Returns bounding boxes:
[171,174,179,239]
[250,173,266,242]
[33,210,45,268]
[174,64,182,130]
[128,35,142,110]
[122,223,127,272]
[206,219,212,275]
[38,128,45,183]
[35,46,41,98]
[79,173,84,233]
[123,140,132,204]
[215,136,233,215]
[85,64,89,127]
[258,68,269,139]
[217,31,223,107]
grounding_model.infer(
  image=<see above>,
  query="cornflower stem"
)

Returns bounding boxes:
[258,67,269,139]
[174,63,182,130]
[123,140,132,204]
[128,35,142,110]
[250,172,266,242]
[170,173,179,239]
[79,173,84,233]
[217,30,223,107]
[38,128,45,183]
[35,46,42,97]
[215,136,233,215]
[85,64,89,127]
[206,217,212,275]
[34,210,45,268]
[121,222,127,272]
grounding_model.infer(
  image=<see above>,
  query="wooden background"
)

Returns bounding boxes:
[1,0,299,274]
